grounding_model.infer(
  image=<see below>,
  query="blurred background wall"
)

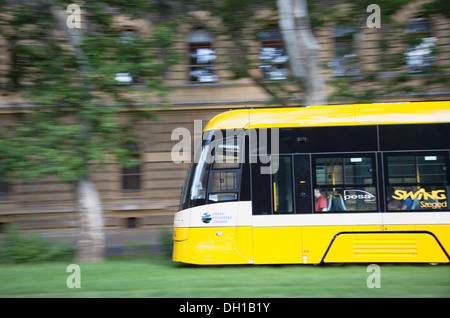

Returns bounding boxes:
[0,0,449,241]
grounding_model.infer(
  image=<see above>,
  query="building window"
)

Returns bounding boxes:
[7,40,31,89]
[0,158,10,196]
[404,17,436,72]
[115,29,142,85]
[332,25,359,77]
[385,152,449,211]
[122,165,140,191]
[313,154,377,212]
[122,142,141,191]
[8,40,20,89]
[188,29,217,83]
[258,29,289,80]
[0,181,10,196]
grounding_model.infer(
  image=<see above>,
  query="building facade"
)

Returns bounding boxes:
[0,1,449,232]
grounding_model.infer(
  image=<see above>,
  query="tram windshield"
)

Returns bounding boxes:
[180,132,243,209]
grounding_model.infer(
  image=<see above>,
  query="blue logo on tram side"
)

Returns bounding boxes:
[201,213,212,224]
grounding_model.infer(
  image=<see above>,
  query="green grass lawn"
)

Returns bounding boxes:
[1,256,449,298]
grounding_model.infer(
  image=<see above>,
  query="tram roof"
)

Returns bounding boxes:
[203,101,450,131]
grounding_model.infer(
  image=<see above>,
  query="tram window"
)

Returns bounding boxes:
[387,154,448,184]
[208,193,238,202]
[211,171,237,191]
[313,155,377,212]
[191,163,210,202]
[208,169,239,202]
[183,134,243,208]
[272,156,294,214]
[189,143,214,206]
[207,137,241,204]
[212,137,242,169]
[386,152,449,211]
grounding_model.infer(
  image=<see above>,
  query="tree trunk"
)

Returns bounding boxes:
[76,176,105,262]
[277,0,326,106]
[50,6,105,262]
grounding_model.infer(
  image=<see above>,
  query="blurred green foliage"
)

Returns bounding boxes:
[0,1,181,185]
[159,227,175,258]
[0,225,74,263]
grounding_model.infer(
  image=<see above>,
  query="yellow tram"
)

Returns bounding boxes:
[173,101,450,265]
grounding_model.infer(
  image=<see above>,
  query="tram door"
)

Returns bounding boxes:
[250,154,313,264]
